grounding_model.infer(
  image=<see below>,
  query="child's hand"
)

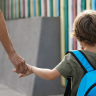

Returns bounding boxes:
[13,64,33,78]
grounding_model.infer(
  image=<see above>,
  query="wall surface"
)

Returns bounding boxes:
[0,17,65,96]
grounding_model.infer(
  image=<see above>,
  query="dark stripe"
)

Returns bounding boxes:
[79,50,96,70]
[67,51,87,73]
[84,83,96,96]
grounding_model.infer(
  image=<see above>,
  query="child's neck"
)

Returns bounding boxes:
[83,44,96,53]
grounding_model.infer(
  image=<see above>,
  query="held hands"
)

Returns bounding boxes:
[8,51,28,74]
[13,64,33,78]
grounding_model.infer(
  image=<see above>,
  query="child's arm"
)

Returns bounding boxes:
[15,64,61,80]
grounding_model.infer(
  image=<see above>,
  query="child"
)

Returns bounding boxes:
[13,10,96,96]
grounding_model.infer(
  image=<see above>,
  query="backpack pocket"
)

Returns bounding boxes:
[84,83,96,96]
[77,70,96,96]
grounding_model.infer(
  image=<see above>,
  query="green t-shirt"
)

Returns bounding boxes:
[55,50,96,96]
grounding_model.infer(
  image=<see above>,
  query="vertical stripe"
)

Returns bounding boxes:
[36,0,39,16]
[81,0,86,11]
[65,0,69,54]
[13,0,15,19]
[7,0,9,20]
[77,0,81,50]
[60,0,66,86]
[4,0,6,19]
[28,0,30,17]
[47,0,50,17]
[33,0,36,16]
[18,0,20,18]
[86,0,91,9]
[56,0,60,16]
[30,0,33,17]
[17,0,19,18]
[95,0,96,10]
[41,0,45,16]
[23,0,25,18]
[91,0,95,10]
[73,0,77,50]
[5,0,9,20]
[1,0,2,12]
[25,0,28,18]
[53,0,56,17]
[15,0,17,18]
[2,0,4,17]
[0,0,1,10]
[50,0,53,17]
[11,0,13,19]
[9,0,11,19]
[20,0,23,18]
[44,0,47,16]
[38,0,41,16]
[68,0,73,51]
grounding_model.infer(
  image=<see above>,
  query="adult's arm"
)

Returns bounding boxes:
[0,10,27,73]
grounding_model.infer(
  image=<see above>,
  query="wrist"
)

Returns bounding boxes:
[8,49,16,58]
[31,66,34,73]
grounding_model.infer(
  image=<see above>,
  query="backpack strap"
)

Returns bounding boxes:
[71,50,95,73]
[64,50,95,96]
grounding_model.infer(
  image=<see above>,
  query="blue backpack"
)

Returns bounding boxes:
[64,50,96,96]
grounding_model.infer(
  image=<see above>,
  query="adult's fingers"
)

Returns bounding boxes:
[15,66,21,74]
[23,64,28,74]
[19,64,24,73]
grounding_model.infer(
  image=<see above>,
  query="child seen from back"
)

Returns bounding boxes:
[13,10,96,96]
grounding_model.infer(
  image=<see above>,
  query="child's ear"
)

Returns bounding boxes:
[81,46,84,50]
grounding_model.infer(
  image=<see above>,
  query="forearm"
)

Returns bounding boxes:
[31,66,52,80]
[0,33,15,56]
[0,10,15,56]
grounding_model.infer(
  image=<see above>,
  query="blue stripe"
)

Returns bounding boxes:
[56,0,60,16]
[33,0,36,17]
[91,0,95,10]
[72,50,94,72]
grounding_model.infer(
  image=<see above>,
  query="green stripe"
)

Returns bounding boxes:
[11,0,13,19]
[50,0,53,17]
[64,0,68,54]
[28,0,30,17]
[82,0,86,11]
[38,0,41,16]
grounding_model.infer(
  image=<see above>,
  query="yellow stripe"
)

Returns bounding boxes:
[60,0,66,86]
[30,0,33,17]
[17,0,19,18]
[13,0,15,19]
[86,0,91,9]
[36,0,39,16]
[53,0,57,17]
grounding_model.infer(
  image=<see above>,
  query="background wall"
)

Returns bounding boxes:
[0,17,65,96]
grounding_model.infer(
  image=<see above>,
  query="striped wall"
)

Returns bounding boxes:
[0,0,60,19]
[0,0,96,86]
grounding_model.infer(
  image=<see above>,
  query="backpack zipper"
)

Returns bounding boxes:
[84,83,96,96]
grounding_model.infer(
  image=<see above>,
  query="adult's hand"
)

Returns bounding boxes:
[8,51,27,74]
